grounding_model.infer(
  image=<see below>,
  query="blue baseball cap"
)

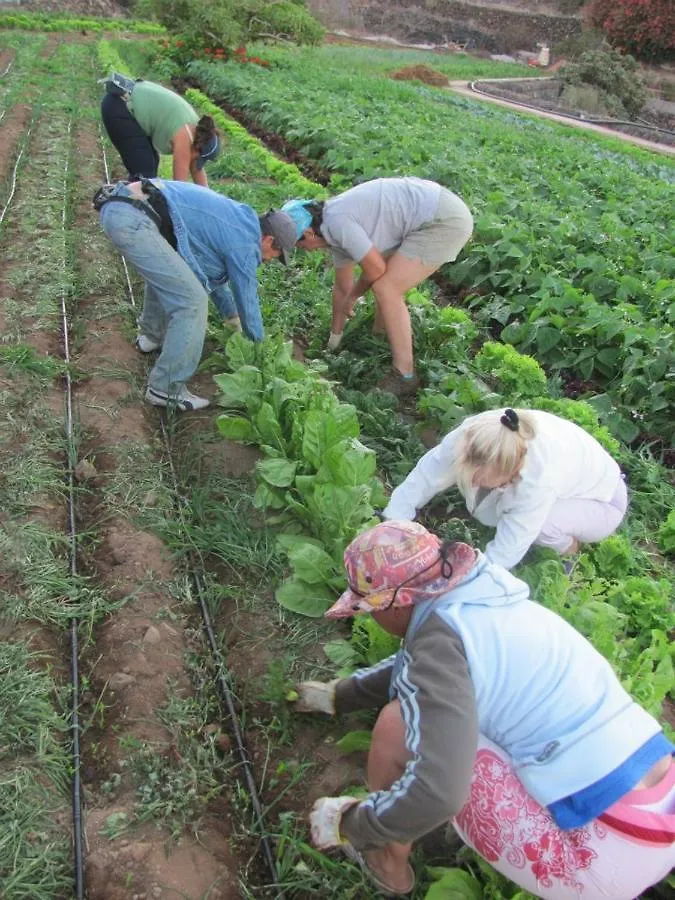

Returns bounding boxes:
[281,199,314,240]
[196,134,220,170]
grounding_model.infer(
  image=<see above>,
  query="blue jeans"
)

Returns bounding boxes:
[100,196,208,395]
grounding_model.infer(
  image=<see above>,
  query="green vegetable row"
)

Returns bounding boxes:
[186,52,675,443]
[0,12,164,34]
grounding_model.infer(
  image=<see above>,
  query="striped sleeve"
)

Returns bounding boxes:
[339,618,478,849]
[335,655,397,714]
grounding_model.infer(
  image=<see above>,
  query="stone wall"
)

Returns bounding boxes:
[308,0,583,53]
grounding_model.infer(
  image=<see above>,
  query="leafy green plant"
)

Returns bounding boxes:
[658,509,675,555]
[0,11,164,33]
[560,45,647,119]
[424,866,483,899]
[473,341,548,400]
[213,333,384,616]
[146,0,323,52]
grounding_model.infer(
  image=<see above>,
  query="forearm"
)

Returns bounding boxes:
[383,444,457,521]
[335,657,396,714]
[192,166,208,187]
[172,154,191,181]
[331,284,350,334]
[343,273,373,307]
[341,624,478,850]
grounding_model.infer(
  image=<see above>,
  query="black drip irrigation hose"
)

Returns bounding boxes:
[158,422,282,892]
[96,134,282,895]
[58,119,85,900]
[468,81,675,140]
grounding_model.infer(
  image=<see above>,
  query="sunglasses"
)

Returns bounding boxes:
[347,542,456,612]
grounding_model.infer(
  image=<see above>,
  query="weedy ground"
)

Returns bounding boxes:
[0,23,673,900]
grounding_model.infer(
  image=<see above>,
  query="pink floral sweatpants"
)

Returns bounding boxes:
[452,736,675,900]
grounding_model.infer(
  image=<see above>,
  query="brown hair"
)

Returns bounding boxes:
[194,115,218,152]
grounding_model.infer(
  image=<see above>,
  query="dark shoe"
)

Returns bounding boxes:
[376,371,420,397]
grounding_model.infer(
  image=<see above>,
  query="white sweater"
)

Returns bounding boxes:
[383,410,622,569]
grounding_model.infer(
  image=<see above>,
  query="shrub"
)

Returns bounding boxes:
[560,44,646,119]
[246,1,325,45]
[474,341,548,401]
[588,0,675,62]
[147,0,323,51]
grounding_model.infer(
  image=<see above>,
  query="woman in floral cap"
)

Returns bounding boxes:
[294,520,674,898]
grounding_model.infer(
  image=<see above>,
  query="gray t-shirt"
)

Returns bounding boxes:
[321,177,442,268]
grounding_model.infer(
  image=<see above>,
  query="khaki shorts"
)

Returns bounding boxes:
[398,187,473,266]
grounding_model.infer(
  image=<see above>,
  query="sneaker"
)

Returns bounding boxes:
[145,385,210,411]
[376,371,421,397]
[135,334,162,353]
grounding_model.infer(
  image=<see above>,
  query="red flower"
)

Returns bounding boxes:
[204,47,211,54]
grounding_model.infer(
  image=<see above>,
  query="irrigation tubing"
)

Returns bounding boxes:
[158,419,282,892]
[468,81,675,139]
[96,137,281,894]
[0,116,35,226]
[57,119,86,900]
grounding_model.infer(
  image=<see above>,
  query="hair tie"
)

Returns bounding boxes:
[501,408,519,432]
[439,541,455,579]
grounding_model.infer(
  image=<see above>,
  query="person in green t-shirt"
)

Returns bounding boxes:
[101,77,220,185]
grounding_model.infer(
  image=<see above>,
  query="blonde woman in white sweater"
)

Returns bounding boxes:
[382,408,628,570]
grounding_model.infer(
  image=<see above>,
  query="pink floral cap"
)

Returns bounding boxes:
[325,520,477,620]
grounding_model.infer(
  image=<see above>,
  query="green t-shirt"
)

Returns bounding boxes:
[128,81,198,155]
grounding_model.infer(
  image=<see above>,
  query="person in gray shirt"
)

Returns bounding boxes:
[283,177,473,394]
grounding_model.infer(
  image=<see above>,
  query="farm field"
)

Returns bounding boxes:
[0,14,673,900]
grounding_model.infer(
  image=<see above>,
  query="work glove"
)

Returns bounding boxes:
[290,679,339,715]
[345,295,365,319]
[326,332,343,352]
[310,796,360,849]
[223,315,242,332]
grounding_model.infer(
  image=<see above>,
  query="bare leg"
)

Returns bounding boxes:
[364,700,415,893]
[372,254,440,375]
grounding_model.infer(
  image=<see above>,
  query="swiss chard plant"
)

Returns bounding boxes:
[213,332,385,617]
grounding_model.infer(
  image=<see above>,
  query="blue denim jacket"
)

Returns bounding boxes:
[152,179,264,341]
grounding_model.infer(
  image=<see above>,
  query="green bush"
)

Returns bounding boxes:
[147,0,323,49]
[246,1,325,45]
[560,45,646,119]
[474,341,548,400]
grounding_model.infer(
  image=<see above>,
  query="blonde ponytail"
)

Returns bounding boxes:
[455,408,536,496]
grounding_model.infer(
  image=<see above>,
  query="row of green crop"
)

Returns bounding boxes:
[182,52,675,444]
[0,11,164,34]
[0,36,118,900]
[106,35,674,657]
[100,38,674,898]
[169,50,675,725]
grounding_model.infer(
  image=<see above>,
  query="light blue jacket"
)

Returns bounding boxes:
[154,180,264,340]
[403,556,661,807]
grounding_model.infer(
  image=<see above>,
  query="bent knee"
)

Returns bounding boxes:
[372,700,406,748]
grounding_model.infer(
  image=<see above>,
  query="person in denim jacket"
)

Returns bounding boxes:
[98,179,296,411]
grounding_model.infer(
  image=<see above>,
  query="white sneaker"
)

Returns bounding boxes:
[135,334,162,353]
[145,386,210,412]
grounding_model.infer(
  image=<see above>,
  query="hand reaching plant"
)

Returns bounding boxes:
[288,679,339,714]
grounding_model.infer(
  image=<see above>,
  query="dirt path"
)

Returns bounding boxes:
[449,80,675,156]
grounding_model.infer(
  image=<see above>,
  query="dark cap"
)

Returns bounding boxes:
[196,134,220,170]
[260,209,297,265]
